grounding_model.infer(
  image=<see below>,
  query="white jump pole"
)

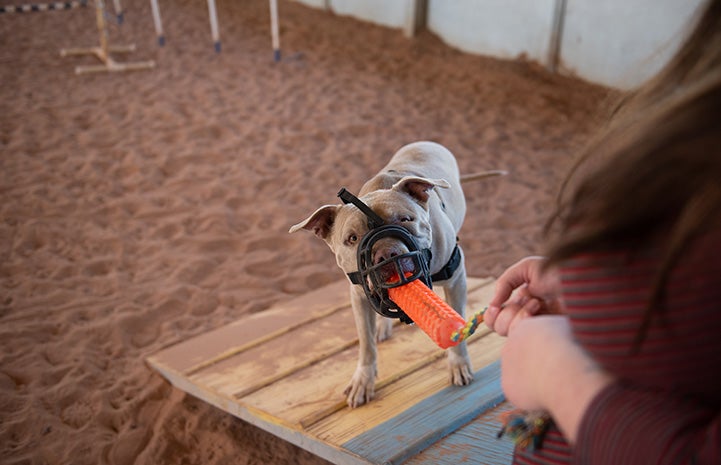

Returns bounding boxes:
[207,0,220,52]
[112,0,122,23]
[269,0,280,61]
[149,0,164,46]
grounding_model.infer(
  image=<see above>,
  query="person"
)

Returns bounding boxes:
[484,0,721,463]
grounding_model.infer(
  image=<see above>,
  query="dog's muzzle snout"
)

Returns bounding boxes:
[372,240,405,265]
[338,188,432,323]
[354,224,433,323]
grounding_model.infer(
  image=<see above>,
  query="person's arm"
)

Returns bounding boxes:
[574,383,721,464]
[500,315,613,443]
[502,316,721,464]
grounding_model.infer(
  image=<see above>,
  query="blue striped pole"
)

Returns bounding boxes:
[0,0,87,14]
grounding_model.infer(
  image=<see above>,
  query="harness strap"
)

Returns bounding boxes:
[430,244,461,282]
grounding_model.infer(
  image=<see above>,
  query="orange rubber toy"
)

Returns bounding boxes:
[387,276,484,349]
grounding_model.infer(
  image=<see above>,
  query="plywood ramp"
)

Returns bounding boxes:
[146,277,514,465]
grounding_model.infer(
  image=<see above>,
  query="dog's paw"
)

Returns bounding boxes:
[343,365,376,408]
[447,351,474,386]
[376,316,393,342]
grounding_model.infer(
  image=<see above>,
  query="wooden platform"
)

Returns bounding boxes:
[146,277,514,465]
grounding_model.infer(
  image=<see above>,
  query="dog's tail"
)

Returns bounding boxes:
[460,170,508,183]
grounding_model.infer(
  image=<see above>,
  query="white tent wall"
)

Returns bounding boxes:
[294,0,328,10]
[292,0,425,36]
[427,0,557,65]
[291,0,706,89]
[292,0,411,28]
[329,0,409,29]
[560,0,706,89]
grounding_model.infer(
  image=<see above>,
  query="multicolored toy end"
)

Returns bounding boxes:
[387,275,485,349]
[450,308,486,343]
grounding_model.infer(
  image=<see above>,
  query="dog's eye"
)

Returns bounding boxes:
[400,216,414,223]
[346,234,359,245]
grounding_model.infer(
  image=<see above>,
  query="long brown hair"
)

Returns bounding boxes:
[545,0,721,346]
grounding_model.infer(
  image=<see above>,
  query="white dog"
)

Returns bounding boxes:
[290,141,501,407]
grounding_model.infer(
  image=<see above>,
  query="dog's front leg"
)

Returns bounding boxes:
[443,263,474,386]
[343,287,377,407]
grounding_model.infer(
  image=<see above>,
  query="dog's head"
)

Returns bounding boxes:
[289,176,450,285]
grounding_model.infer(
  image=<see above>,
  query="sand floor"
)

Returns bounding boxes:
[0,1,611,463]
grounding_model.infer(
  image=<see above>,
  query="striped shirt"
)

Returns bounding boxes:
[513,229,721,464]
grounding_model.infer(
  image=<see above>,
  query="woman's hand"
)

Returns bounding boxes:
[485,256,563,336]
[501,316,614,443]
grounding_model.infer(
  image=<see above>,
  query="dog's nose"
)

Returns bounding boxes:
[373,249,398,265]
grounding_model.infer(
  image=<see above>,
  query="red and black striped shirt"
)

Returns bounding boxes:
[513,229,721,464]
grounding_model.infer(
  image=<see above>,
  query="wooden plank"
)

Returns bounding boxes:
[239,319,455,425]
[304,331,506,446]
[146,276,505,465]
[235,324,501,431]
[298,341,452,430]
[147,276,492,376]
[187,309,359,398]
[147,279,351,374]
[342,361,505,465]
[406,402,515,465]
[217,277,496,425]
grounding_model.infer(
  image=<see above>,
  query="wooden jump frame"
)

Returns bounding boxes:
[60,0,154,74]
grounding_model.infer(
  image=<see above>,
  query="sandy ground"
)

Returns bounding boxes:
[0,1,611,463]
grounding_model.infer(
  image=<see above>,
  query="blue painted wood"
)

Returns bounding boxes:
[341,361,505,465]
[406,402,515,465]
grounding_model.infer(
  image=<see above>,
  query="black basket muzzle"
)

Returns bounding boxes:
[356,224,432,322]
[339,188,432,323]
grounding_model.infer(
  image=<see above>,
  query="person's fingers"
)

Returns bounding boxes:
[490,302,520,336]
[484,303,501,331]
[489,256,547,305]
[487,257,552,335]
[513,285,533,307]
[488,278,516,311]
[490,261,525,302]
[488,304,512,335]
[488,288,535,332]
[493,306,515,335]
[522,296,542,315]
[506,305,537,335]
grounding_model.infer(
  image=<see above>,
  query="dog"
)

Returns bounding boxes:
[290,141,503,407]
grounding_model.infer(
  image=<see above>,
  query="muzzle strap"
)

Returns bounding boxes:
[338,187,385,229]
[347,270,363,285]
[348,244,461,285]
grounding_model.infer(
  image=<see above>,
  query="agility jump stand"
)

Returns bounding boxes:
[60,0,154,74]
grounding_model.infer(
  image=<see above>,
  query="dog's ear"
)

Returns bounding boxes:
[392,176,450,203]
[289,205,338,239]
